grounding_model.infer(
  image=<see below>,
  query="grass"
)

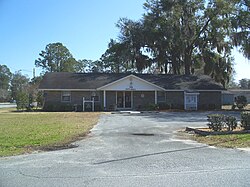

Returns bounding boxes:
[0,108,100,157]
[192,134,250,148]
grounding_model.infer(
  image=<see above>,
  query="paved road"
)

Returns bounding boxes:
[1,112,250,187]
[0,103,16,108]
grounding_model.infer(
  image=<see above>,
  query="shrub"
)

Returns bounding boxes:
[235,95,247,110]
[158,103,170,110]
[207,114,225,131]
[241,112,250,130]
[16,92,29,111]
[43,103,74,112]
[146,104,159,111]
[224,116,237,131]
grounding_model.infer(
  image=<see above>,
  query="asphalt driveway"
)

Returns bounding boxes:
[1,111,250,187]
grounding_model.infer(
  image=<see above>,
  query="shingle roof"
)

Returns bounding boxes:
[39,72,225,90]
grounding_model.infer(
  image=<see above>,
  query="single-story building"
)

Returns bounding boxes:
[39,72,225,111]
[221,91,235,105]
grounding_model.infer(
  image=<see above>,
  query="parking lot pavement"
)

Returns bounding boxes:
[1,112,250,187]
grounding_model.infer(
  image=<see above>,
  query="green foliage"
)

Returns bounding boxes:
[0,64,12,90]
[0,89,11,102]
[146,103,159,111]
[207,114,225,131]
[101,0,248,86]
[241,112,250,130]
[239,78,250,89]
[35,42,79,72]
[16,92,29,111]
[43,103,74,112]
[224,116,237,131]
[235,95,247,109]
[10,71,29,101]
[0,64,12,102]
[158,103,170,110]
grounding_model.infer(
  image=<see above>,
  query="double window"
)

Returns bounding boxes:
[61,91,71,102]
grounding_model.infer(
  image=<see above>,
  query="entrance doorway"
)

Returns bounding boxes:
[116,91,132,109]
[184,93,199,110]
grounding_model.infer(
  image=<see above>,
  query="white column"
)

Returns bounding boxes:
[131,91,133,109]
[83,97,85,112]
[155,90,157,104]
[184,92,186,110]
[103,90,106,109]
[92,97,95,112]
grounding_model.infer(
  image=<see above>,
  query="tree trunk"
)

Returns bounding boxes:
[184,48,193,75]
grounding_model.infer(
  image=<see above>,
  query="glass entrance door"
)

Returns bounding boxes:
[116,91,132,109]
[117,92,124,108]
[125,91,131,108]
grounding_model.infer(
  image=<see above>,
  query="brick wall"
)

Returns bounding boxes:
[166,91,184,109]
[198,91,221,110]
[133,91,155,110]
[43,91,103,111]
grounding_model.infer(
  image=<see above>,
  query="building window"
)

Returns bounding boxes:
[157,91,166,102]
[61,91,71,102]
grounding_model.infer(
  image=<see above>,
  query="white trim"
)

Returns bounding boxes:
[131,91,134,109]
[155,90,157,104]
[184,92,200,110]
[97,74,166,91]
[61,91,71,103]
[185,93,200,95]
[39,89,96,91]
[83,97,95,112]
[103,90,106,109]
[39,88,223,92]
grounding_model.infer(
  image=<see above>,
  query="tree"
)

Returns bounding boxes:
[29,76,44,108]
[100,39,134,73]
[0,64,12,90]
[231,0,250,60]
[239,78,250,89]
[35,42,79,72]
[0,64,12,102]
[106,0,248,87]
[10,71,29,103]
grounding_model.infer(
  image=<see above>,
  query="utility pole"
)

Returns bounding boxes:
[33,68,35,78]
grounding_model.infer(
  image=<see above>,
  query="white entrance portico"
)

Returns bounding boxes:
[97,75,165,110]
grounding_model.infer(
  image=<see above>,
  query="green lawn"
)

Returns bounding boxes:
[193,134,250,148]
[0,108,100,157]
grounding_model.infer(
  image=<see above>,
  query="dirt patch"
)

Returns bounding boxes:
[38,144,79,151]
[185,127,250,136]
[131,133,155,136]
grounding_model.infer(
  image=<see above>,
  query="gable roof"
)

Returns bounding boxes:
[97,74,166,91]
[39,72,225,91]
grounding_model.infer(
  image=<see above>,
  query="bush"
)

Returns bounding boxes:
[207,114,225,131]
[241,112,250,130]
[235,95,247,110]
[43,103,74,112]
[158,103,170,110]
[146,104,159,111]
[16,92,29,111]
[207,114,239,132]
[224,116,237,131]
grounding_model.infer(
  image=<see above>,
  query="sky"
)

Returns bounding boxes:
[0,0,249,82]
